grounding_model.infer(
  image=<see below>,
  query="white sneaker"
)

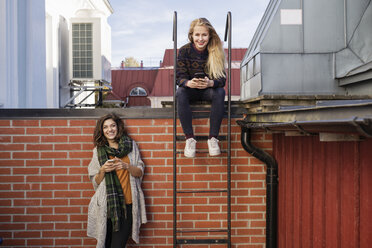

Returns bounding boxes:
[208,137,221,156]
[184,138,197,158]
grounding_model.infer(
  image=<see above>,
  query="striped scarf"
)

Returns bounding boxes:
[97,135,133,232]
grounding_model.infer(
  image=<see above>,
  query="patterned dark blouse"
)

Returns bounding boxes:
[176,43,226,88]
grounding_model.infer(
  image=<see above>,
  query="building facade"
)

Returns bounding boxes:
[0,0,113,108]
[238,0,372,247]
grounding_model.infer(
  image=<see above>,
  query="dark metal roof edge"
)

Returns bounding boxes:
[238,117,371,127]
[240,94,372,103]
[0,107,246,120]
[237,100,372,137]
[243,101,372,122]
[237,118,372,137]
[279,100,372,112]
[0,108,171,119]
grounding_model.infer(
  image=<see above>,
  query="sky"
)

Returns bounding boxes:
[107,0,270,67]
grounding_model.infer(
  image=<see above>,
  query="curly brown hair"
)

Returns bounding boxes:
[93,113,127,147]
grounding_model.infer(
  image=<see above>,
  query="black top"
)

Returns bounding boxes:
[176,43,226,88]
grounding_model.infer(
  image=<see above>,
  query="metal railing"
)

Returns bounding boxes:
[64,79,112,108]
[172,10,178,248]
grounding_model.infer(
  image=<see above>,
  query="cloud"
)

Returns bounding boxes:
[108,0,271,67]
[111,30,135,37]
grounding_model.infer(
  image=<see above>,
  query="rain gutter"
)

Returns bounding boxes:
[238,122,278,248]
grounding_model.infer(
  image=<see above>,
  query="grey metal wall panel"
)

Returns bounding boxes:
[349,2,372,63]
[303,0,344,52]
[346,0,371,43]
[242,0,280,66]
[261,21,303,53]
[240,63,247,85]
[336,1,372,79]
[240,0,372,100]
[261,0,303,53]
[261,54,346,94]
[241,73,262,99]
[59,16,70,108]
[345,80,372,95]
[335,48,364,78]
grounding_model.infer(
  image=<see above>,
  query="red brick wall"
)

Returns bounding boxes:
[0,118,270,247]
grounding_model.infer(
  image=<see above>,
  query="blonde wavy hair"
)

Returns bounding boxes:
[188,18,225,79]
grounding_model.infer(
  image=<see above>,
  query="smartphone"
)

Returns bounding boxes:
[107,159,115,163]
[194,72,205,79]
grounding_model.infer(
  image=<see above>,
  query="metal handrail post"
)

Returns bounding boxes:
[224,11,232,248]
[172,11,177,248]
[98,80,103,106]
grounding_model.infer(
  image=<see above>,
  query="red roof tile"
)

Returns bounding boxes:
[161,49,176,67]
[149,68,174,96]
[109,68,158,100]
[227,48,247,61]
[228,68,241,96]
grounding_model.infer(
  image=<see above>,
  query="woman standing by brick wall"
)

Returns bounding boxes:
[87,113,147,248]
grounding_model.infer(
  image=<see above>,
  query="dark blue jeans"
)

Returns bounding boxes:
[176,87,225,138]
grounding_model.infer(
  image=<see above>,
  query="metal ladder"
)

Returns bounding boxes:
[172,11,232,247]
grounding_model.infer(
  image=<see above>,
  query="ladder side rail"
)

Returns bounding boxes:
[172,11,178,248]
[224,11,232,248]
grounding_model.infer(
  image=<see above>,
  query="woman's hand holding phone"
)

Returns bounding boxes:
[195,77,208,89]
[101,159,117,172]
[96,158,120,184]
[186,72,209,89]
[108,158,130,171]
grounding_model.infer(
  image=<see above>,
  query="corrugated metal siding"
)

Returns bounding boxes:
[273,134,372,248]
[360,140,372,248]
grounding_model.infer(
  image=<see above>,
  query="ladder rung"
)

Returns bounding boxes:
[176,189,227,194]
[176,239,228,244]
[176,135,227,141]
[177,229,228,233]
[190,107,214,110]
[175,150,227,154]
[177,229,228,234]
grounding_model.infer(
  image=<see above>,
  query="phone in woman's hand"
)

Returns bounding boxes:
[194,72,205,79]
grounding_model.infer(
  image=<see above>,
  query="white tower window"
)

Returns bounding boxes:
[72,23,93,78]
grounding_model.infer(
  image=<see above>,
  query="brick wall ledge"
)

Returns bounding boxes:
[0,107,246,119]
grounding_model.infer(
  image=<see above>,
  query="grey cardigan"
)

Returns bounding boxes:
[87,141,147,247]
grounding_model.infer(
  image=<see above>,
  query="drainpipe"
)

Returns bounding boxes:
[240,126,278,248]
